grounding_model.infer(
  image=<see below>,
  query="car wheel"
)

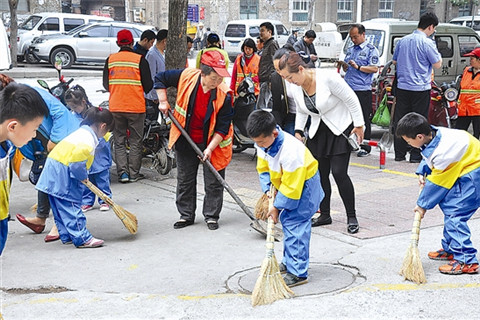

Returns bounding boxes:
[51,47,74,69]
[25,51,39,64]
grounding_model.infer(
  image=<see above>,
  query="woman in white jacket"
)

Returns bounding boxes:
[275,51,364,234]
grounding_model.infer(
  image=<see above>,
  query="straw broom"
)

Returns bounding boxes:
[251,186,294,306]
[81,180,138,234]
[399,209,426,284]
[254,193,269,220]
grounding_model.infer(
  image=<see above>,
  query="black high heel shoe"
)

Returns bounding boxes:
[347,216,359,234]
[312,213,332,227]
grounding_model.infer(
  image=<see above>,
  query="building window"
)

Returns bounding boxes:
[459,3,473,16]
[379,0,394,18]
[240,0,258,19]
[291,1,309,22]
[337,0,353,22]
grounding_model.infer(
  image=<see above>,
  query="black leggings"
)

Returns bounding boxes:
[318,152,356,217]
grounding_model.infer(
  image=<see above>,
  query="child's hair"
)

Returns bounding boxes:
[395,112,431,139]
[80,107,115,132]
[64,85,93,109]
[247,109,276,138]
[0,83,49,124]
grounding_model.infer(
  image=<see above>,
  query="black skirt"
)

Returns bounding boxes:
[307,121,354,158]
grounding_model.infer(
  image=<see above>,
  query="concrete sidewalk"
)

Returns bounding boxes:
[1,147,479,319]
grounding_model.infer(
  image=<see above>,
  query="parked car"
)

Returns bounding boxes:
[223,19,289,62]
[17,12,113,63]
[449,16,480,36]
[338,19,480,83]
[0,18,12,70]
[29,21,155,68]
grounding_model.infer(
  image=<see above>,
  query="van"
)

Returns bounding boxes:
[449,16,480,36]
[0,18,12,70]
[312,22,343,61]
[339,19,480,83]
[223,19,289,62]
[17,12,113,63]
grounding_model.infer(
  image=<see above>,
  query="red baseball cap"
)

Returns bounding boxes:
[200,50,230,77]
[117,29,133,45]
[464,47,480,58]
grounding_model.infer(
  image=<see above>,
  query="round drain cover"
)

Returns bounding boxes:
[227,262,362,297]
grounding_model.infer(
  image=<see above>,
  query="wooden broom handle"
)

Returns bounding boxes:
[265,185,276,257]
[410,210,422,246]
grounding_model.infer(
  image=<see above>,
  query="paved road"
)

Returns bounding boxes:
[0,68,479,320]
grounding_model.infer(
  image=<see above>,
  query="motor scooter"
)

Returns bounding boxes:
[428,79,459,128]
[36,57,73,106]
[232,77,256,153]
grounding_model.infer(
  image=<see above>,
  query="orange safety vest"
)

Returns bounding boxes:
[458,67,480,117]
[169,68,233,171]
[234,53,260,96]
[107,51,145,113]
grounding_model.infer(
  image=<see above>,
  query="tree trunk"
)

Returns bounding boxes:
[9,0,18,67]
[307,0,315,30]
[165,0,188,106]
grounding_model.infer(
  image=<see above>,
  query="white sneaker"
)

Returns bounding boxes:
[99,204,110,211]
[78,237,104,248]
[81,205,93,213]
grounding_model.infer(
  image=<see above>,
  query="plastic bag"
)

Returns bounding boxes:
[372,93,391,127]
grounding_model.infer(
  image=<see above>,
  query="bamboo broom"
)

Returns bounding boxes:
[399,210,426,284]
[254,193,269,220]
[251,186,294,306]
[81,180,138,234]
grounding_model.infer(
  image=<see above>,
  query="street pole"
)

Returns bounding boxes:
[356,0,362,22]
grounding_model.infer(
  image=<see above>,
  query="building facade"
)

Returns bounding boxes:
[2,0,479,35]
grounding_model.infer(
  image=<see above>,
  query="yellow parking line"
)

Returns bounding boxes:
[350,162,418,178]
[346,282,480,292]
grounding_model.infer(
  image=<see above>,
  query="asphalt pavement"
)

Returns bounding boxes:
[0,63,479,320]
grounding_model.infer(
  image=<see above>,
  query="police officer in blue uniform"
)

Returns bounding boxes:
[338,24,379,157]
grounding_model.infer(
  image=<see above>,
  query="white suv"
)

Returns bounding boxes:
[29,21,155,68]
[223,19,289,62]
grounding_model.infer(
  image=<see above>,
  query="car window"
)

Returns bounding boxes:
[435,36,453,58]
[39,18,60,31]
[459,35,480,56]
[20,15,42,31]
[83,26,110,38]
[129,28,142,38]
[225,24,246,37]
[64,18,85,32]
[344,29,385,57]
[68,23,90,35]
[249,26,259,37]
[449,21,463,26]
[276,25,289,36]
[465,20,480,31]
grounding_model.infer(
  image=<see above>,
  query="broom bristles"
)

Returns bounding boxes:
[254,193,269,220]
[82,180,138,234]
[399,211,426,284]
[251,187,294,306]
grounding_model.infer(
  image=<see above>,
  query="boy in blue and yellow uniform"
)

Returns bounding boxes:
[247,110,324,287]
[0,83,49,255]
[397,112,480,274]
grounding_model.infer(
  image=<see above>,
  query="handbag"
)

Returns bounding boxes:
[29,141,47,185]
[372,93,391,127]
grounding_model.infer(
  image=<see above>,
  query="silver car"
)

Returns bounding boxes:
[29,21,155,68]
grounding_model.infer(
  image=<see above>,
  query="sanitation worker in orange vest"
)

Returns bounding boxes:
[456,47,480,139]
[229,38,260,99]
[154,50,234,231]
[103,29,153,183]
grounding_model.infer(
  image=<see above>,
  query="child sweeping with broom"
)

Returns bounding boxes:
[396,112,480,275]
[36,107,114,248]
[247,110,324,286]
[64,86,113,213]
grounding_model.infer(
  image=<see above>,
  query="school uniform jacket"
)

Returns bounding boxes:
[255,128,321,210]
[0,141,13,255]
[36,125,99,202]
[416,126,480,211]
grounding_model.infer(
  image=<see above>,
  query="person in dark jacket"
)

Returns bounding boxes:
[287,29,299,46]
[133,29,156,57]
[257,22,279,109]
[293,30,318,68]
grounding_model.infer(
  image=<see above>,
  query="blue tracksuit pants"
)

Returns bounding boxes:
[82,169,111,206]
[49,195,93,247]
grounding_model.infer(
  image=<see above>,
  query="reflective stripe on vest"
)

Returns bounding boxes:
[108,51,145,113]
[458,67,480,116]
[169,68,233,171]
[234,54,260,96]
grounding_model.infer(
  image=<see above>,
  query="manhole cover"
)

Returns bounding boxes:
[227,262,363,297]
